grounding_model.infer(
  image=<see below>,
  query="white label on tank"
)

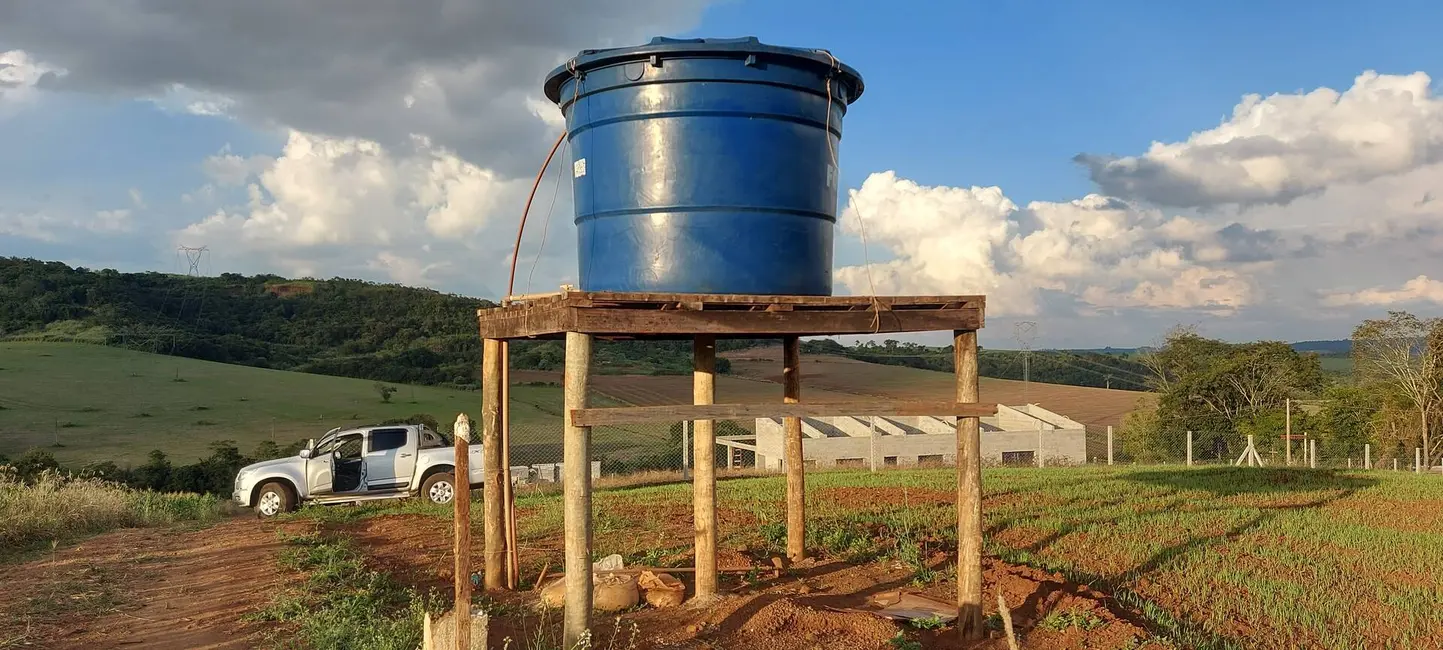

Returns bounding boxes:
[573,158,587,178]
[826,164,836,188]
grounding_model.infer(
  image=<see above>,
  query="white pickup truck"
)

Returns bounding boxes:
[233,424,484,518]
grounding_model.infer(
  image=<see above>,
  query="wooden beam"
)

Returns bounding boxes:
[570,400,997,427]
[480,339,505,592]
[955,330,984,641]
[569,308,981,337]
[562,332,592,649]
[692,335,718,602]
[782,336,805,563]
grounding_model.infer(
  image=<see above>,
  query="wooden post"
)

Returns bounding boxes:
[1186,430,1193,467]
[1106,425,1114,466]
[1365,444,1371,470]
[681,420,691,479]
[1285,398,1292,466]
[1418,447,1424,473]
[1035,421,1044,469]
[500,341,518,589]
[1394,458,1399,471]
[954,330,984,640]
[480,339,506,591]
[782,336,805,562]
[562,332,593,649]
[1310,439,1317,469]
[1348,458,1353,469]
[453,413,473,650]
[693,336,719,601]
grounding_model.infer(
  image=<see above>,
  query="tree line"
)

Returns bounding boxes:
[1121,312,1442,466]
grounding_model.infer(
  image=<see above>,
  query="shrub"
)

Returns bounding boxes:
[0,468,226,552]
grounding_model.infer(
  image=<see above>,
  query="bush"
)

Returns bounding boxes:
[0,467,226,552]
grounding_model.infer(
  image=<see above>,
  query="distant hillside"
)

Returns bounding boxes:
[797,339,1153,391]
[0,258,740,385]
[1290,340,1351,355]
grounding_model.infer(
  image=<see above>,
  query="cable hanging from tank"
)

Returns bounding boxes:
[507,58,581,302]
[818,49,884,333]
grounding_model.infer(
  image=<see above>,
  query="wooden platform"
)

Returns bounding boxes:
[476,291,984,339]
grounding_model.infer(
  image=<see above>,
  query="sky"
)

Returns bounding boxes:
[3,0,1443,349]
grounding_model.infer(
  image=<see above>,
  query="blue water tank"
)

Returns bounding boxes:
[544,37,864,295]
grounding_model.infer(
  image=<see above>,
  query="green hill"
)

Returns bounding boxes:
[0,342,661,466]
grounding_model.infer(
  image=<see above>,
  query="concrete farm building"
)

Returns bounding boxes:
[734,404,1087,469]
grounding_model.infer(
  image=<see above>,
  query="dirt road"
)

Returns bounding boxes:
[0,518,291,650]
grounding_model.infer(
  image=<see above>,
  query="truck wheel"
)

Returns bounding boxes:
[255,481,295,519]
[422,472,457,505]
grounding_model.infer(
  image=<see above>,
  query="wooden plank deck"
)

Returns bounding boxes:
[477,291,984,339]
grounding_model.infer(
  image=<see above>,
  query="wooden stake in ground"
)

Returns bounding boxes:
[1186,430,1193,467]
[954,329,984,640]
[453,412,473,650]
[996,590,1019,650]
[1365,443,1371,470]
[1418,447,1424,473]
[500,340,519,589]
[782,336,806,563]
[692,336,719,601]
[1310,439,1318,469]
[562,332,593,649]
[1106,425,1113,466]
[480,339,506,591]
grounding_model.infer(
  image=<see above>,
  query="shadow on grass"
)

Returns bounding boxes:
[1124,466,1378,495]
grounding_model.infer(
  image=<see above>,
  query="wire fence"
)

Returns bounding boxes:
[1084,423,1440,473]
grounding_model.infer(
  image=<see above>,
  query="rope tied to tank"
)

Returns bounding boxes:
[816,49,885,333]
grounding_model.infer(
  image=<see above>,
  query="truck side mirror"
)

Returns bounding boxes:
[299,448,312,459]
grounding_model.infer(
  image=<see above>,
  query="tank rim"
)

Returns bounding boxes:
[543,35,863,105]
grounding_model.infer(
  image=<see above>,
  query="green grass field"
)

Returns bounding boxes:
[0,342,658,466]
[308,465,1443,650]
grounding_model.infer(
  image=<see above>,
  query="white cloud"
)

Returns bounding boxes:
[0,208,132,241]
[177,129,532,286]
[202,146,275,186]
[1081,71,1443,207]
[147,83,237,117]
[1323,275,1443,306]
[834,172,1264,316]
[0,50,62,115]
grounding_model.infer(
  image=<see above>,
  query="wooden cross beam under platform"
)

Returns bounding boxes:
[471,290,992,643]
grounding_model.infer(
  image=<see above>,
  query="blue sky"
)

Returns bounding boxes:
[3,1,1443,348]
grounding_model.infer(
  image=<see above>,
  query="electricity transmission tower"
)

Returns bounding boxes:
[178,245,209,277]
[1014,321,1037,399]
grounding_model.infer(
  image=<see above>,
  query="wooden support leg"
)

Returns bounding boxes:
[481,339,506,591]
[562,332,593,649]
[782,335,806,563]
[500,341,518,589]
[954,330,984,640]
[693,335,718,601]
[453,413,473,650]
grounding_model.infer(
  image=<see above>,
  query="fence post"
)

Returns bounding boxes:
[869,416,878,472]
[1285,398,1292,466]
[1036,421,1045,469]
[1106,425,1114,466]
[1186,431,1193,467]
[1394,458,1399,471]
[1417,447,1424,473]
[1365,444,1371,470]
[1310,439,1317,469]
[1348,458,1352,469]
[682,421,691,479]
